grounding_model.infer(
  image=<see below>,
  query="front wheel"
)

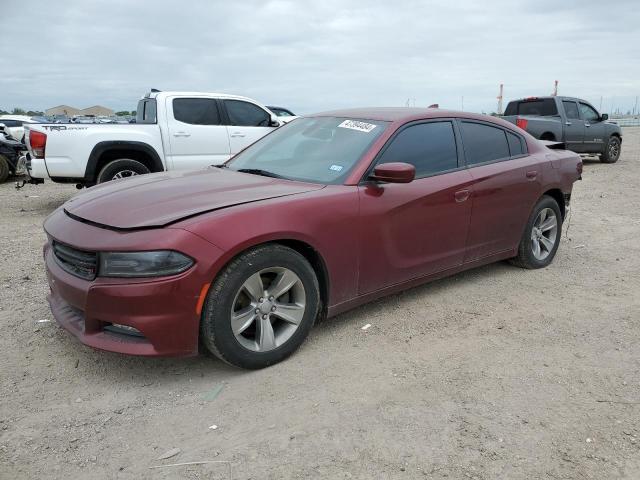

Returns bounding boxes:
[96,158,150,184]
[600,136,621,163]
[510,196,562,269]
[201,244,320,369]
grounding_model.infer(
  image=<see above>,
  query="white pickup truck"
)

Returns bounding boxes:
[22,91,292,187]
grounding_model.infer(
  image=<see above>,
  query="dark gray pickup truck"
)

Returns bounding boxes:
[503,96,622,163]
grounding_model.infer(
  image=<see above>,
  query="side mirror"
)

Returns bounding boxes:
[0,123,5,132]
[600,113,609,121]
[370,162,415,184]
[269,115,281,127]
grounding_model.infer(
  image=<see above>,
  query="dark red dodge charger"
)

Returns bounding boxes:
[44,108,582,368]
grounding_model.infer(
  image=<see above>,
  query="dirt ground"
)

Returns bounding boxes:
[1,129,639,480]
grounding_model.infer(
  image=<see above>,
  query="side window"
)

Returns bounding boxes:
[579,103,599,122]
[562,101,580,120]
[0,120,17,127]
[506,131,525,156]
[136,99,157,124]
[225,100,270,127]
[376,122,458,178]
[173,98,221,125]
[459,121,510,165]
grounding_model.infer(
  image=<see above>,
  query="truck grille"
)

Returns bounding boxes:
[52,241,97,280]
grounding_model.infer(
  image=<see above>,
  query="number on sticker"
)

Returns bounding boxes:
[338,120,377,133]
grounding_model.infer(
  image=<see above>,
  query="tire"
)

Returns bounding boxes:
[96,158,150,183]
[0,155,10,183]
[510,195,562,269]
[599,136,621,163]
[201,244,320,369]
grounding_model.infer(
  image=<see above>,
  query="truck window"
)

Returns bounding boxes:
[579,103,600,122]
[224,100,270,127]
[173,98,221,125]
[562,101,580,120]
[505,99,558,116]
[136,99,157,124]
[459,121,510,165]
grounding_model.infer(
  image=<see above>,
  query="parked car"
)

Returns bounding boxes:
[0,115,46,142]
[503,96,622,163]
[43,108,582,368]
[0,123,28,182]
[22,91,285,187]
[267,106,296,118]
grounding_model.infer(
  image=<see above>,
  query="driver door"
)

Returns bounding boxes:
[579,102,606,152]
[357,120,473,294]
[223,100,276,154]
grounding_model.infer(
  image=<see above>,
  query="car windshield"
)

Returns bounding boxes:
[227,116,389,184]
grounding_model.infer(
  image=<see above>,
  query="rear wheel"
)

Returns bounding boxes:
[0,155,10,183]
[600,136,621,163]
[201,244,320,369]
[96,158,150,184]
[510,195,562,269]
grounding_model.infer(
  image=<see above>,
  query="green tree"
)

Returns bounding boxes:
[115,111,130,116]
[131,110,137,116]
[26,110,44,116]
[12,108,26,115]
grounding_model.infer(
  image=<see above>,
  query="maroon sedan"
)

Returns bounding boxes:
[44,108,582,368]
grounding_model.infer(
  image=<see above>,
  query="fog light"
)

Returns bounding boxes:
[103,323,144,337]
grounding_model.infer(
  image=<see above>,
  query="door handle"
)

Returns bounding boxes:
[526,170,538,180]
[173,131,191,137]
[585,123,591,127]
[565,121,572,126]
[230,132,246,138]
[454,189,471,203]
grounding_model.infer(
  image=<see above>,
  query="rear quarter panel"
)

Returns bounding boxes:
[26,124,163,178]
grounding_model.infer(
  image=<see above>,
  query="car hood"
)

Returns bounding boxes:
[63,168,324,230]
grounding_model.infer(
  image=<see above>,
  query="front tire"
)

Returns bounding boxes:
[600,136,621,163]
[201,244,320,369]
[96,158,150,184]
[0,155,10,183]
[510,195,562,269]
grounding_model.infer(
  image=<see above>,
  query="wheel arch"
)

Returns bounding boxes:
[541,188,566,219]
[539,132,556,141]
[84,141,164,183]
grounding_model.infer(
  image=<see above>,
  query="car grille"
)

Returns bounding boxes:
[52,241,97,280]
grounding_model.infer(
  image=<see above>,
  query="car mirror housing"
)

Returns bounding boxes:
[269,115,281,127]
[370,162,415,184]
[600,113,609,121]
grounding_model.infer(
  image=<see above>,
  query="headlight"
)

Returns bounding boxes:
[99,251,194,278]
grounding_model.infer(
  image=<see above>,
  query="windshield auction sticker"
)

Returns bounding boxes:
[338,120,377,133]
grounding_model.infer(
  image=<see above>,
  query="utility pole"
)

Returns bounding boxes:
[634,96,638,116]
[551,80,558,96]
[497,83,504,115]
[599,96,603,112]
[461,96,464,111]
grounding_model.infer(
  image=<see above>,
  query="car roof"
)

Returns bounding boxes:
[309,107,507,124]
[146,91,259,103]
[0,115,38,122]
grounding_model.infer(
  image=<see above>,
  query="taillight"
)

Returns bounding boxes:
[577,161,583,175]
[29,131,47,159]
[516,118,528,130]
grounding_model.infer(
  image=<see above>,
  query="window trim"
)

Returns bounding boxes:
[360,118,464,184]
[457,119,529,168]
[221,99,272,127]
[578,101,600,123]
[561,100,581,121]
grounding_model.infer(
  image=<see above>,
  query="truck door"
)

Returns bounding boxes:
[561,100,585,152]
[165,96,231,170]
[222,100,276,154]
[579,102,607,153]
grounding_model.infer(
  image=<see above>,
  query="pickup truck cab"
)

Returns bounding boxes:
[23,91,287,186]
[503,96,622,163]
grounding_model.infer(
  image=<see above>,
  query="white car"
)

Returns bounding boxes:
[0,115,44,142]
[23,91,286,186]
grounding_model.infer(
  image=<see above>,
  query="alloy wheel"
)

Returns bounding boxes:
[531,207,558,261]
[231,267,306,352]
[112,170,139,180]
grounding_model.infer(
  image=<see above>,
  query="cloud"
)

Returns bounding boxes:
[1,0,638,114]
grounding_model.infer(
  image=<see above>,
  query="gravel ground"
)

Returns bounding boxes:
[1,129,639,479]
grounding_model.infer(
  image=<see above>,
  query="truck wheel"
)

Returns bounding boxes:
[96,159,150,183]
[600,136,621,163]
[0,155,10,183]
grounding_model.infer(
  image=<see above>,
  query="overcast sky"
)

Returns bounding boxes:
[1,0,639,115]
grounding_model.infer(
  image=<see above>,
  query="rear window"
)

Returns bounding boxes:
[506,131,525,156]
[136,99,157,124]
[459,121,511,165]
[173,98,221,125]
[504,98,558,116]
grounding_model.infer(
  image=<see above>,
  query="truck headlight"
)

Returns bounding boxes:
[99,251,194,278]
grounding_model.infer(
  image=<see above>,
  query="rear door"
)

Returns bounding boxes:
[561,100,585,152]
[579,102,607,153]
[222,100,276,154]
[165,96,231,170]
[357,120,473,294]
[459,120,542,261]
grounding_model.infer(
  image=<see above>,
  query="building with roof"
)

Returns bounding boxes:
[45,105,80,116]
[78,105,114,116]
